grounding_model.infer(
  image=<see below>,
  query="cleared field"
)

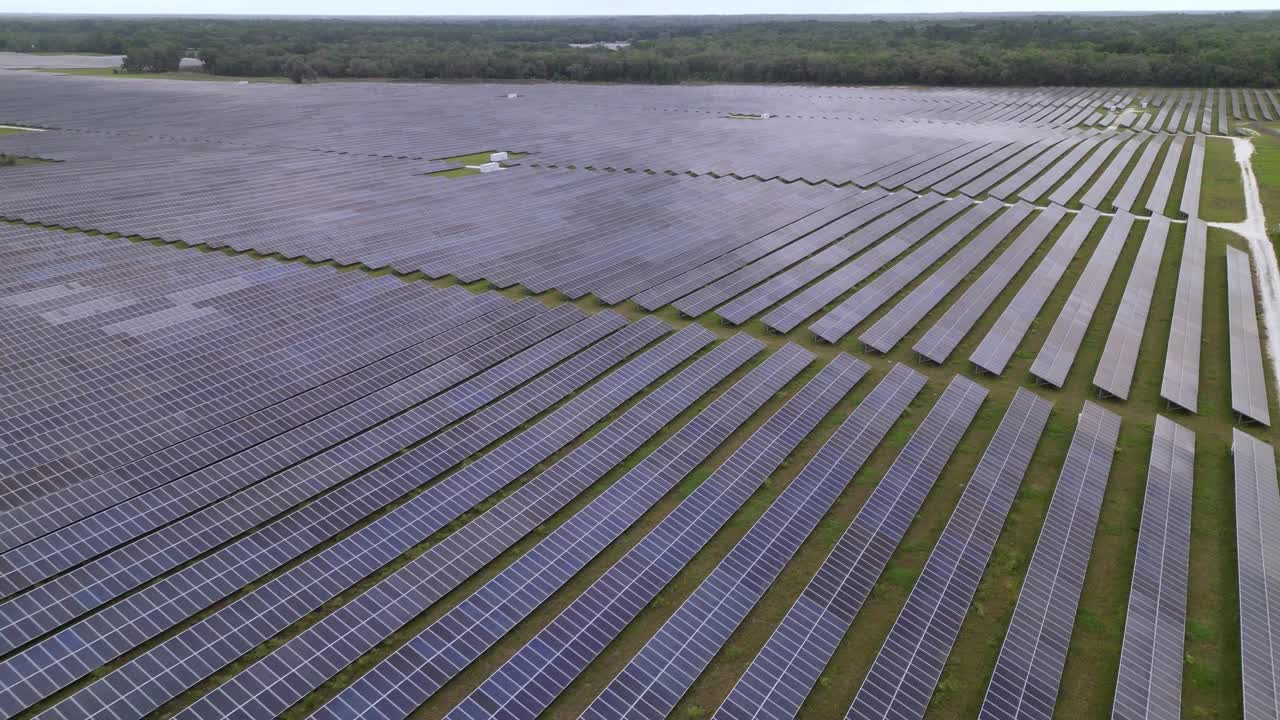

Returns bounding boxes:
[0,75,1272,720]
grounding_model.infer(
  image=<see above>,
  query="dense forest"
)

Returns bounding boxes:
[1,13,1278,86]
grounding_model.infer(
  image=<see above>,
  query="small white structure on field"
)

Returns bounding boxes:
[760,112,772,119]
[478,162,502,173]
[506,92,518,99]
[490,151,508,162]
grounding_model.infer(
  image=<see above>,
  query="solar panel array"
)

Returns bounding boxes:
[1161,219,1206,413]
[718,194,942,327]
[1112,416,1195,720]
[1181,134,1207,219]
[970,207,1101,376]
[913,205,1066,365]
[809,199,1006,343]
[1112,135,1168,212]
[581,364,926,720]
[1144,135,1188,216]
[979,402,1122,720]
[206,338,810,720]
[32,329,755,720]
[3,311,698,717]
[636,189,889,312]
[860,202,1036,355]
[0,73,1229,332]
[763,194,971,334]
[0,69,1273,720]
[2,300,585,596]
[1078,134,1144,209]
[383,353,869,720]
[845,388,1053,720]
[668,190,903,319]
[1226,247,1272,426]
[715,374,987,720]
[1093,216,1170,400]
[1030,211,1135,388]
[1234,430,1280,720]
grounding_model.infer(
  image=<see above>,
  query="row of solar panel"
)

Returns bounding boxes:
[7,294,1256,720]
[1,302,1271,720]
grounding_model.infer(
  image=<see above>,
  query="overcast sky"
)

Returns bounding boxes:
[18,1,1280,17]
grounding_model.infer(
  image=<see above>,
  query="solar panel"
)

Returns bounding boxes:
[0,288,511,549]
[914,205,1066,365]
[580,364,926,720]
[633,189,877,311]
[1093,215,1170,399]
[878,141,989,189]
[970,207,1101,376]
[844,388,1053,720]
[809,199,1006,343]
[0,295,544,575]
[1144,135,1188,216]
[1226,247,1272,426]
[765,194,974,334]
[209,339,807,720]
[391,353,868,720]
[904,141,1014,193]
[978,401,1122,720]
[1112,416,1194,720]
[1161,220,1206,412]
[1030,209,1136,388]
[6,322,719,720]
[1015,133,1106,204]
[1180,134,1207,219]
[861,202,1036,354]
[1075,134,1146,208]
[1111,135,1168,212]
[854,142,968,187]
[714,374,988,720]
[930,141,1032,195]
[716,193,939,325]
[673,190,899,319]
[958,136,1074,198]
[987,133,1089,200]
[1047,134,1126,207]
[1234,429,1280,720]
[0,255,500,515]
[1,301,581,627]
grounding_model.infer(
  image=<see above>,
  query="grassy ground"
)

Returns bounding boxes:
[1249,125,1280,254]
[1200,136,1247,223]
[0,127,32,135]
[437,151,531,165]
[0,147,1270,720]
[0,157,54,167]
[428,166,482,178]
[27,67,290,83]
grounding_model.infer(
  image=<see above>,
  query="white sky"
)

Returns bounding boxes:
[10,1,1280,17]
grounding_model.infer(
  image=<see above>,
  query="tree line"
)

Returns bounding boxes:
[2,13,1278,86]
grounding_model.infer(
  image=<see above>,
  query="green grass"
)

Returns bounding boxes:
[27,67,290,83]
[1200,136,1247,223]
[438,150,530,166]
[428,166,482,178]
[1250,126,1280,256]
[0,127,33,135]
[0,156,55,167]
